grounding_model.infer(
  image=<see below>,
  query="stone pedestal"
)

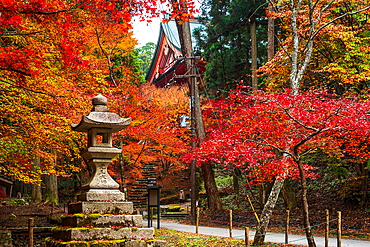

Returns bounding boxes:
[46,201,166,246]
[46,95,166,247]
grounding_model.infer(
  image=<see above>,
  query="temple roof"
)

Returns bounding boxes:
[145,19,206,87]
[160,19,203,52]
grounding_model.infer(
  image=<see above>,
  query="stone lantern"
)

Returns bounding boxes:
[71,94,130,202]
[46,94,166,247]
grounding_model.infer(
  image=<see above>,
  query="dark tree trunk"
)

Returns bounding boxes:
[281,179,297,210]
[31,157,42,203]
[297,159,316,247]
[355,162,369,208]
[233,168,239,198]
[258,184,265,208]
[45,151,59,205]
[175,15,221,213]
[45,174,58,204]
[251,2,258,90]
[201,163,221,210]
[360,168,368,208]
[245,26,251,84]
[267,1,275,62]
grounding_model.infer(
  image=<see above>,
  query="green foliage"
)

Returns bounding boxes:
[161,206,181,212]
[4,198,28,205]
[112,49,145,86]
[194,0,268,98]
[215,175,232,190]
[137,42,156,77]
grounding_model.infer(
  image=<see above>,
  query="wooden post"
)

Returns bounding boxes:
[229,209,233,238]
[28,218,34,247]
[245,227,250,247]
[325,209,329,247]
[196,207,199,233]
[285,210,290,244]
[151,207,153,227]
[337,211,341,247]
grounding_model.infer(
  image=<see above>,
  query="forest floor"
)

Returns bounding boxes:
[0,191,369,242]
[0,200,65,228]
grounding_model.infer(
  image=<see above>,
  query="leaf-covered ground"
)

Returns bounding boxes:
[0,201,64,227]
[155,228,301,247]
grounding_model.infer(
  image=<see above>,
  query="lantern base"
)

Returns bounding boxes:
[77,189,125,202]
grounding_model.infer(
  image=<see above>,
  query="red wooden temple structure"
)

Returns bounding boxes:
[145,19,206,88]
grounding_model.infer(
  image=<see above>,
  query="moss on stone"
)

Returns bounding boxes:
[90,239,126,247]
[87,214,103,220]
[45,238,89,247]
[78,227,91,232]
[51,227,71,233]
[72,213,85,218]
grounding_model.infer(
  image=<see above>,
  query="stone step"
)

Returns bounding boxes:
[69,202,133,214]
[62,214,142,228]
[52,227,154,241]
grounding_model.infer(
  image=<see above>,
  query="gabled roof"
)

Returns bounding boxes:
[145,19,206,88]
[160,19,203,52]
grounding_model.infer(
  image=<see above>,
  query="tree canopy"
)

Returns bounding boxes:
[0,0,197,183]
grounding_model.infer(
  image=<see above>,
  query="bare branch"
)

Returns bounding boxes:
[0,31,41,37]
[293,125,330,155]
[131,141,147,167]
[300,0,334,54]
[246,138,293,159]
[290,102,345,154]
[0,78,62,97]
[274,31,292,62]
[95,28,118,87]
[0,67,31,77]
[300,147,319,158]
[312,5,370,40]
[315,0,335,23]
[278,103,319,132]
[24,10,67,15]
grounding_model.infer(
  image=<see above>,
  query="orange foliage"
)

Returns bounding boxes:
[108,83,189,185]
[0,0,197,183]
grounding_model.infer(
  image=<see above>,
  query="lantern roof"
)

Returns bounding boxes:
[71,94,130,133]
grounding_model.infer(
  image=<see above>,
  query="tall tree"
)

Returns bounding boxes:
[184,89,370,246]
[193,0,267,98]
[253,1,370,245]
[172,0,222,216]
[44,150,59,204]
[31,157,42,203]
[251,0,258,90]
